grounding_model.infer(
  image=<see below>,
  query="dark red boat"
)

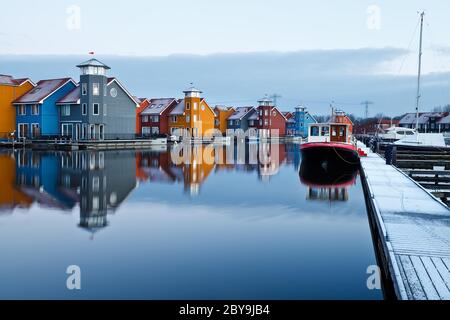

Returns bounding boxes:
[301,116,360,169]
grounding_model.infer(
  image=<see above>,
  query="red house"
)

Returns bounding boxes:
[256,97,287,137]
[138,98,178,135]
[136,98,150,134]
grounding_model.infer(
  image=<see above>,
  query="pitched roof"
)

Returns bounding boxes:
[0,74,34,86]
[13,78,75,104]
[140,98,178,115]
[228,107,255,120]
[76,58,111,69]
[107,77,140,105]
[169,99,185,115]
[56,86,80,105]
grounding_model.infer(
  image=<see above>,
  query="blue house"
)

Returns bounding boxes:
[13,78,77,138]
[226,107,256,133]
[290,106,317,137]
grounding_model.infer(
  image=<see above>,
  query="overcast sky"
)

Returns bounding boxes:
[1,1,450,116]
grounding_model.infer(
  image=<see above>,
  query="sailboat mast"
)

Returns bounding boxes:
[415,11,425,130]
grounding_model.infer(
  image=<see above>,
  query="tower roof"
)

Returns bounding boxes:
[76,58,111,70]
[183,85,202,94]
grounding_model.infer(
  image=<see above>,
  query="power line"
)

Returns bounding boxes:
[361,100,374,119]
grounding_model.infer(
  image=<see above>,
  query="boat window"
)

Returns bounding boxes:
[397,131,405,135]
[406,131,414,135]
[321,126,329,136]
[311,126,320,136]
[332,128,337,136]
[339,127,345,137]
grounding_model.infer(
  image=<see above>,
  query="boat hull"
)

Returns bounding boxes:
[300,142,360,170]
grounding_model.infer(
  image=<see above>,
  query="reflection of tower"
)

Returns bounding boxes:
[307,187,349,201]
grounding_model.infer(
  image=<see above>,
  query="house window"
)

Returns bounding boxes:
[259,110,262,116]
[18,105,26,115]
[186,103,190,110]
[171,116,177,123]
[62,105,71,116]
[186,115,191,122]
[273,111,276,116]
[82,103,87,115]
[264,120,269,126]
[82,83,87,95]
[104,84,107,96]
[193,115,197,122]
[265,110,269,116]
[31,105,39,115]
[142,115,149,122]
[235,120,240,125]
[193,102,198,110]
[93,103,99,115]
[18,123,29,138]
[142,127,151,135]
[151,116,159,122]
[228,120,233,126]
[259,120,262,126]
[93,83,100,96]
[103,103,107,116]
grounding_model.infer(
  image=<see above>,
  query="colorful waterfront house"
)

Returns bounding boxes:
[214,106,235,135]
[289,106,317,137]
[135,98,150,134]
[255,97,287,137]
[168,86,216,137]
[138,98,179,136]
[0,75,35,139]
[13,78,77,139]
[226,107,256,133]
[56,59,140,140]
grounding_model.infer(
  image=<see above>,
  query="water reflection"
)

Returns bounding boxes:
[2,144,360,223]
[299,158,359,202]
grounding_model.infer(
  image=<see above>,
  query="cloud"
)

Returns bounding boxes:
[0,48,449,117]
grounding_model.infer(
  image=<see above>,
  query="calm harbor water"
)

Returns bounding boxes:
[0,144,382,300]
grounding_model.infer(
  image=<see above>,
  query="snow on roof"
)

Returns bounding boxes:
[13,78,74,104]
[57,86,80,105]
[107,77,140,105]
[248,110,258,120]
[0,74,34,86]
[399,113,421,124]
[140,98,177,115]
[76,58,111,69]
[228,107,255,120]
[169,99,185,115]
[438,114,450,124]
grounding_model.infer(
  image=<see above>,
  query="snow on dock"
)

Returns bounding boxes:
[358,142,450,300]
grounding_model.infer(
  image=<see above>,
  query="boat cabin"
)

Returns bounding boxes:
[308,123,352,144]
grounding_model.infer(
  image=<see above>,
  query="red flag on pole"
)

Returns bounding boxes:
[89,51,95,55]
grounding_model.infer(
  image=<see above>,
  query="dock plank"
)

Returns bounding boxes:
[398,255,426,300]
[421,257,450,299]
[431,257,450,291]
[409,256,440,299]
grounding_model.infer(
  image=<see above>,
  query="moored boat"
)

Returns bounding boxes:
[301,110,360,169]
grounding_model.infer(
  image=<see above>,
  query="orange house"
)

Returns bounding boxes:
[214,106,235,135]
[0,75,35,139]
[168,86,216,138]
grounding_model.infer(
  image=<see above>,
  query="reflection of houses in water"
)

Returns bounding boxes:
[0,153,33,213]
[257,143,287,182]
[137,143,288,195]
[15,150,76,210]
[11,150,136,233]
[58,151,137,233]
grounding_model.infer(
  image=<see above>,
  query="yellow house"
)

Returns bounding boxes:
[168,86,216,138]
[0,75,35,139]
[214,106,235,135]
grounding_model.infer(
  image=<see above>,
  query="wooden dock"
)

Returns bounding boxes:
[359,143,450,300]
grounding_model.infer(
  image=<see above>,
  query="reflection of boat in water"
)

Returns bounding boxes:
[301,110,360,170]
[300,159,358,202]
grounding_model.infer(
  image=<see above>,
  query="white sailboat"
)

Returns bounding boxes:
[394,12,447,149]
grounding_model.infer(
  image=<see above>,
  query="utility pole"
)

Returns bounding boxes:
[416,11,425,131]
[270,93,282,106]
[361,100,374,119]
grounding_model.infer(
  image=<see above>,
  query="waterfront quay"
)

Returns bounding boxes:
[359,142,450,300]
